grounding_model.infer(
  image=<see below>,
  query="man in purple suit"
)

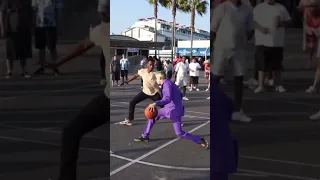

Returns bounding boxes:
[134,71,209,149]
[211,74,238,179]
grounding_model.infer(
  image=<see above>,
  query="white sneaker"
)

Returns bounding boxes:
[205,88,209,91]
[182,96,189,100]
[189,88,193,91]
[232,111,252,123]
[275,85,286,93]
[306,86,316,93]
[195,88,200,91]
[207,97,210,99]
[244,78,258,86]
[254,86,265,93]
[119,119,133,126]
[310,110,320,121]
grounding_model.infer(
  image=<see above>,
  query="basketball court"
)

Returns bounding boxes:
[109,75,210,180]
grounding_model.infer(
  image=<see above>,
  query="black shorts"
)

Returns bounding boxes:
[255,46,284,71]
[34,27,57,50]
[5,31,32,60]
[190,76,199,84]
[121,70,128,77]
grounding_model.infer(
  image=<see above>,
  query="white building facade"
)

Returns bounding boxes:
[121,17,210,49]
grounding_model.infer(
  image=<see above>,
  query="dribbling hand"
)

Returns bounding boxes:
[148,103,156,111]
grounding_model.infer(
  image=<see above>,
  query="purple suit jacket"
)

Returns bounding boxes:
[155,80,184,118]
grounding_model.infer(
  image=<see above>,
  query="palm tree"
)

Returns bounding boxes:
[147,0,170,56]
[161,0,179,61]
[180,0,208,60]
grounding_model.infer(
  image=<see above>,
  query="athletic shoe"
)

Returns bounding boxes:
[195,88,200,91]
[205,88,209,91]
[243,78,258,86]
[21,72,31,78]
[232,111,252,123]
[5,72,12,79]
[200,138,209,150]
[207,97,210,99]
[306,86,316,93]
[310,110,320,121]
[134,136,150,142]
[182,96,189,100]
[119,119,133,126]
[275,85,286,93]
[254,86,265,93]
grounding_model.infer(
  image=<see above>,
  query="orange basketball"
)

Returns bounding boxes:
[144,106,158,119]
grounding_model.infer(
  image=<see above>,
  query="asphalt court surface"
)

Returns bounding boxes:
[109,76,210,180]
[0,72,110,180]
[225,71,320,180]
[1,70,320,180]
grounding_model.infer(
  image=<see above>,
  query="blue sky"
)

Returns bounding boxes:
[110,0,210,34]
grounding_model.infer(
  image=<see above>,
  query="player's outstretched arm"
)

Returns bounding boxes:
[56,39,95,67]
[120,73,140,86]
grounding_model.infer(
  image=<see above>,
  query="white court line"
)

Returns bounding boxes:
[113,101,210,115]
[238,169,320,180]
[111,104,210,120]
[0,84,100,101]
[0,135,108,153]
[109,120,210,176]
[1,120,65,124]
[0,124,106,140]
[0,134,317,180]
[5,122,320,169]
[240,156,320,168]
[109,153,268,178]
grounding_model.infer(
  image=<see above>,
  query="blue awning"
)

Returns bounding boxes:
[176,47,210,57]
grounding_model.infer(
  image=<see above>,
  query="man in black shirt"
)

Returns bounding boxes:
[0,0,32,78]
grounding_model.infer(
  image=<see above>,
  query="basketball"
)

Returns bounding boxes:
[144,106,158,119]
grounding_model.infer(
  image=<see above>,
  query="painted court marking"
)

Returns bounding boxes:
[0,84,100,101]
[111,104,210,120]
[109,120,210,176]
[4,122,320,169]
[114,101,210,115]
[0,126,318,180]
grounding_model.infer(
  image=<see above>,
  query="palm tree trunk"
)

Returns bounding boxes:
[190,8,195,61]
[171,0,176,61]
[154,1,158,56]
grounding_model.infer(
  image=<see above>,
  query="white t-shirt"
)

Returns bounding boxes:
[254,2,291,47]
[188,62,201,77]
[175,62,188,77]
[90,22,110,98]
[211,1,253,50]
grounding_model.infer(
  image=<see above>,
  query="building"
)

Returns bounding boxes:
[149,40,210,59]
[177,40,210,59]
[121,17,210,49]
[110,35,165,58]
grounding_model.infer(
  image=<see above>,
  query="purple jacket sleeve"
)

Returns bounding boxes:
[155,82,171,106]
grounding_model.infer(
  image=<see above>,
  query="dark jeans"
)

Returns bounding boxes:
[58,93,109,180]
[167,71,172,80]
[100,52,105,79]
[128,91,161,121]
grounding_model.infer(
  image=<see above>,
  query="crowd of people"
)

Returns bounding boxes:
[110,53,211,101]
[211,0,320,124]
[0,0,63,78]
